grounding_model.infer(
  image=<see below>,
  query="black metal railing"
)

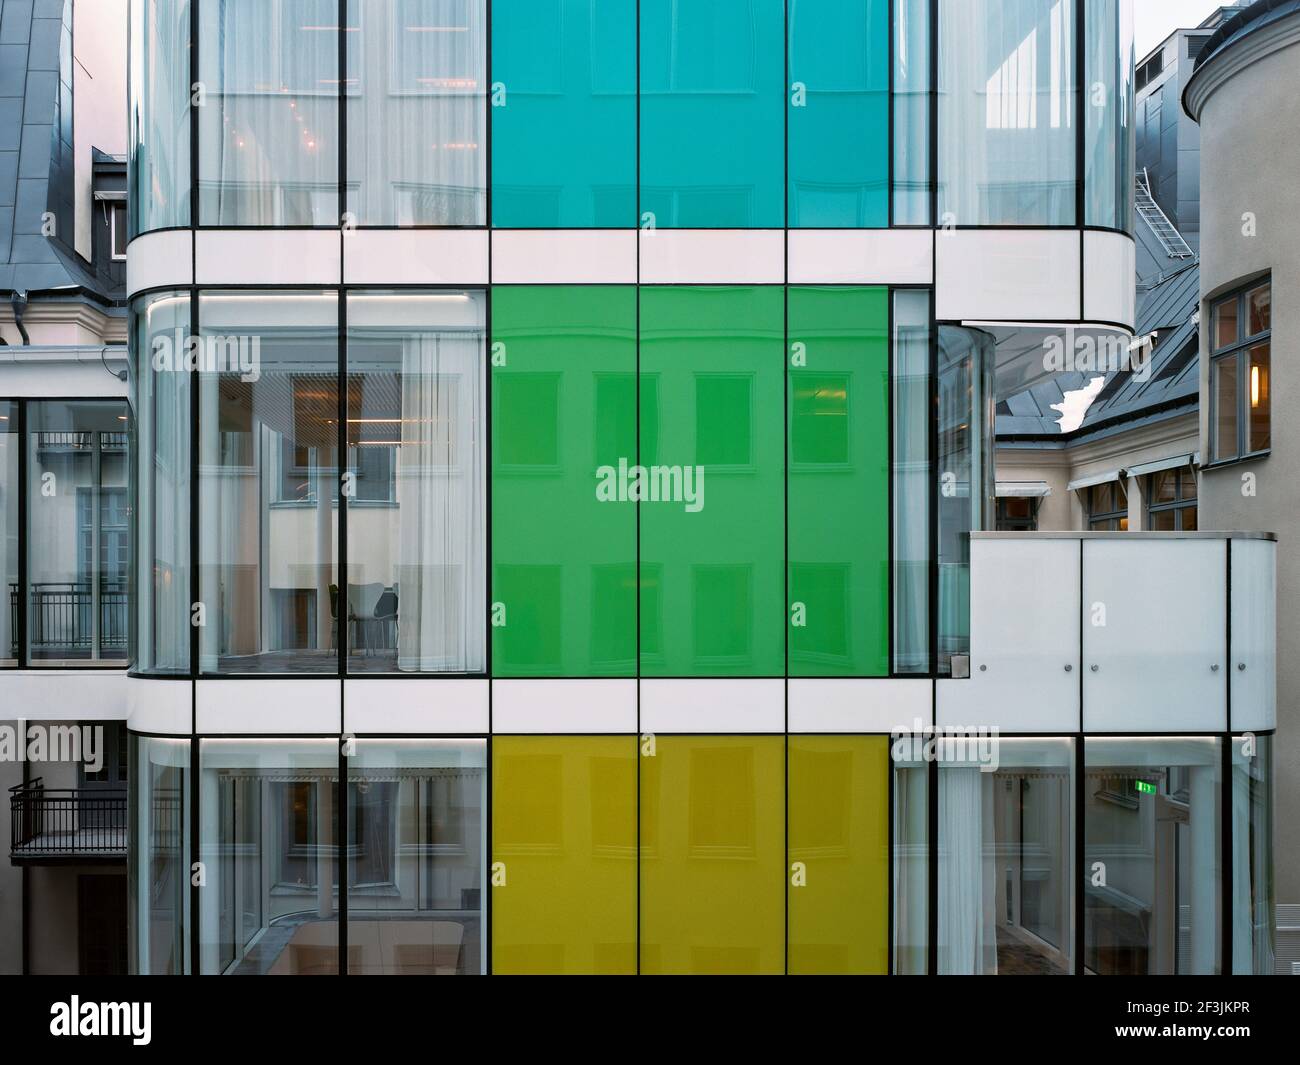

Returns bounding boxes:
[8,582,129,659]
[8,779,128,858]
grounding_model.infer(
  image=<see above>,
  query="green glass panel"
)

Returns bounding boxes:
[493,736,637,974]
[640,736,785,974]
[788,735,890,974]
[788,287,890,676]
[492,286,637,676]
[638,287,784,677]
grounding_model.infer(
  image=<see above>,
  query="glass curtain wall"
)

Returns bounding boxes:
[197,291,339,674]
[1,402,16,667]
[938,0,1077,226]
[131,291,192,674]
[788,0,889,227]
[938,738,1074,975]
[347,0,486,226]
[347,740,486,974]
[345,291,486,673]
[1084,737,1222,975]
[129,734,191,975]
[27,402,131,665]
[892,290,930,674]
[892,740,929,972]
[198,0,340,226]
[1233,733,1274,975]
[129,0,191,235]
[1085,0,1134,231]
[893,0,931,224]
[491,0,637,227]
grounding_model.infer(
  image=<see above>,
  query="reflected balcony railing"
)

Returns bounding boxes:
[8,581,129,661]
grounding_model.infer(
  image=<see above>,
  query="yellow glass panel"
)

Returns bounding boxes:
[492,736,636,974]
[639,735,784,974]
[788,735,889,974]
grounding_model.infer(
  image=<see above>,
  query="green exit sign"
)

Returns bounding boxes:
[1134,780,1157,795]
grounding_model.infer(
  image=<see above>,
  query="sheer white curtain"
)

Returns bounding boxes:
[939,768,999,974]
[396,330,485,672]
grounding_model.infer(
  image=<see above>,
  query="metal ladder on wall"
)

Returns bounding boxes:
[1136,167,1194,259]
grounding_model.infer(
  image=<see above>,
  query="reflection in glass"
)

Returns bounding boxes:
[131,292,191,673]
[1247,344,1270,454]
[892,746,928,972]
[492,736,636,974]
[638,288,784,677]
[789,736,889,974]
[893,291,930,673]
[491,0,636,227]
[198,0,340,225]
[1084,737,1222,974]
[200,739,339,974]
[893,0,931,224]
[198,291,339,673]
[639,0,785,227]
[1212,356,1238,463]
[1233,734,1274,974]
[347,740,485,974]
[27,402,131,664]
[1,402,16,666]
[939,739,1074,974]
[129,734,190,974]
[789,288,889,675]
[346,291,485,673]
[937,325,995,671]
[492,287,637,676]
[939,0,1077,225]
[640,736,784,974]
[348,0,486,225]
[1084,0,1134,230]
[788,0,889,227]
[129,0,191,235]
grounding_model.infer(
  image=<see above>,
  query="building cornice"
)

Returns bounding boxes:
[1184,6,1300,122]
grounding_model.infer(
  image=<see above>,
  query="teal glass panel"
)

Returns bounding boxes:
[640,0,785,228]
[638,287,784,677]
[492,286,638,676]
[788,0,889,227]
[788,287,889,676]
[491,0,637,227]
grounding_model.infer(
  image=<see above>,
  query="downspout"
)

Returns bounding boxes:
[10,291,30,345]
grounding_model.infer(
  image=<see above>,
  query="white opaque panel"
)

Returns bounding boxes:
[1083,539,1227,732]
[491,230,637,284]
[0,350,129,397]
[1084,230,1136,328]
[940,538,1081,732]
[344,229,489,285]
[787,229,933,284]
[935,229,1081,321]
[1231,539,1277,731]
[196,680,341,733]
[788,678,931,732]
[344,679,488,734]
[127,677,190,735]
[0,671,128,722]
[126,229,193,295]
[639,229,784,284]
[639,678,783,733]
[196,230,341,285]
[491,679,636,733]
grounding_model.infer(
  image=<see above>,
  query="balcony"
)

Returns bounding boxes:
[8,582,130,663]
[939,532,1276,733]
[8,779,127,864]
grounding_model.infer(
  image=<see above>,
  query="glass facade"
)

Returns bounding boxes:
[1,402,16,667]
[129,734,190,975]
[1233,734,1275,975]
[129,0,191,235]
[1085,0,1135,231]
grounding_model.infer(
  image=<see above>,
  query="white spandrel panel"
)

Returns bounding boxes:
[1083,539,1227,732]
[939,537,1080,732]
[1230,538,1276,731]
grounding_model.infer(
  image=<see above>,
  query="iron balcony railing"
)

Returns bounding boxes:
[8,581,129,659]
[8,779,129,860]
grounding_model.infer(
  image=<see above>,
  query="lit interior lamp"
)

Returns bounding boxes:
[1251,364,1261,408]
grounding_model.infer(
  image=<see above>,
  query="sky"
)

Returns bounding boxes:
[1135,0,1240,59]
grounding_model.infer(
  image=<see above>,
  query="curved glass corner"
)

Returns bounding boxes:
[129,0,192,237]
[1233,733,1275,974]
[1085,0,1135,232]
[130,290,192,675]
[129,733,191,975]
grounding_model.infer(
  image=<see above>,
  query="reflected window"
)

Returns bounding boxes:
[130,0,191,235]
[893,291,931,674]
